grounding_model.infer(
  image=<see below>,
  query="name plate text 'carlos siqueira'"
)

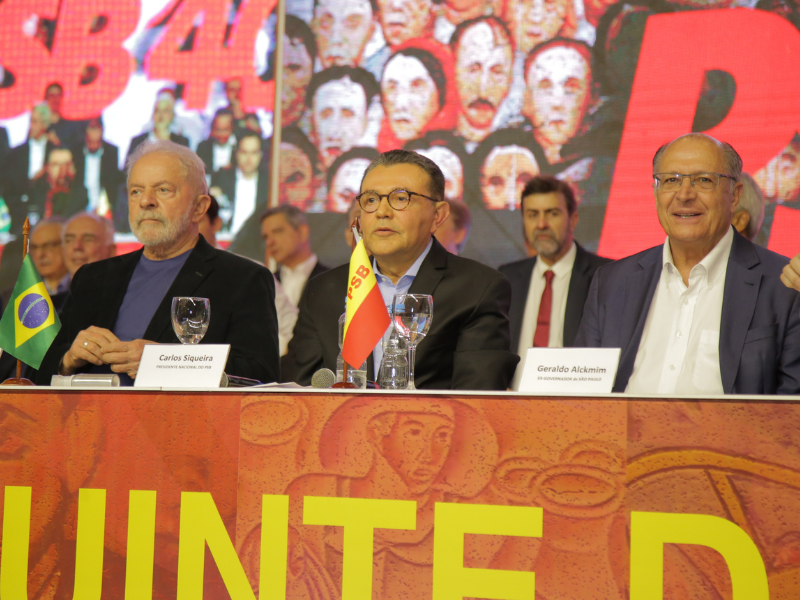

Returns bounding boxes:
[135,344,230,388]
[519,348,621,394]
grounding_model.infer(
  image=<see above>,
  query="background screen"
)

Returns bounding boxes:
[1,0,798,272]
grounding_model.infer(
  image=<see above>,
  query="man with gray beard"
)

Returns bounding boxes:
[35,140,280,386]
[499,175,610,389]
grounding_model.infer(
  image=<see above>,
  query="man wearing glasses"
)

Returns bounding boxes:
[576,133,800,395]
[288,149,519,389]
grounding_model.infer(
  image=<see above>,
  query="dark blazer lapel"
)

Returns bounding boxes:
[508,258,536,351]
[719,231,761,393]
[142,237,217,341]
[407,238,446,298]
[616,248,661,385]
[95,249,143,330]
[564,245,590,347]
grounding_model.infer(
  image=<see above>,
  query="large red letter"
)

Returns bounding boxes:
[599,9,800,258]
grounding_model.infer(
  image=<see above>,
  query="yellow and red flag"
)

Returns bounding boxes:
[342,239,390,367]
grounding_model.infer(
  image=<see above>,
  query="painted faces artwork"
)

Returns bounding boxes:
[382,54,440,142]
[311,76,369,168]
[480,145,540,209]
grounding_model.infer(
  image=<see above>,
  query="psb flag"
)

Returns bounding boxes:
[342,239,390,368]
[0,255,61,369]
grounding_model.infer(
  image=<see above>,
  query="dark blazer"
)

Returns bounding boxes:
[2,139,57,198]
[196,138,235,175]
[71,141,123,202]
[34,236,280,385]
[499,244,611,350]
[575,229,800,394]
[211,168,270,232]
[287,237,519,390]
[126,132,190,165]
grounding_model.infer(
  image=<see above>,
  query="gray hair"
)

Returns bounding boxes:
[64,211,115,248]
[32,216,66,233]
[32,102,52,123]
[652,133,743,181]
[736,172,766,240]
[360,149,446,201]
[260,204,308,230]
[125,140,208,198]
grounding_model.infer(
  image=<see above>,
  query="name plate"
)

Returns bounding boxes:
[518,348,621,394]
[134,344,230,388]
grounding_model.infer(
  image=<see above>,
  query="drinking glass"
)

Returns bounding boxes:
[391,294,433,390]
[171,297,210,344]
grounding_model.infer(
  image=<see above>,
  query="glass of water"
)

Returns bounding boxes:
[391,294,433,390]
[171,297,210,344]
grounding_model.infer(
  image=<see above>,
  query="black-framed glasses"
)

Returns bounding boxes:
[653,173,737,192]
[356,189,439,213]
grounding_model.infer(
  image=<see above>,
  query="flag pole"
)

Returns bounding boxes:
[331,219,362,389]
[1,217,36,386]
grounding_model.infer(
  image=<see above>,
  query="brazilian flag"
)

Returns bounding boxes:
[0,255,61,369]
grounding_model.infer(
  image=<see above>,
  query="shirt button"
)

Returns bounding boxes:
[669,365,676,371]
[683,299,689,305]
[676,331,682,338]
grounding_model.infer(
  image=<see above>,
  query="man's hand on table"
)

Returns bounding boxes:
[781,253,800,293]
[59,327,157,379]
[102,339,157,380]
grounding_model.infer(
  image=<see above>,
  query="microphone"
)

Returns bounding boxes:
[311,368,336,389]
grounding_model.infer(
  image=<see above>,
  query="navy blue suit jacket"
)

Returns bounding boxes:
[575,229,800,394]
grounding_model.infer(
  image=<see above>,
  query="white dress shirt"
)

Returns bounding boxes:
[626,227,734,395]
[272,275,298,356]
[231,169,258,235]
[84,146,103,211]
[280,253,319,307]
[28,137,47,179]
[511,242,577,390]
[212,137,235,172]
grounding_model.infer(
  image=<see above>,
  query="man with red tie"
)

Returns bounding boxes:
[499,175,610,389]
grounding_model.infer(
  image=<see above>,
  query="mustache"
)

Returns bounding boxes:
[134,210,167,227]
[468,98,495,111]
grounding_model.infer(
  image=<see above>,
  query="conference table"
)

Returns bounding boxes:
[1,386,798,599]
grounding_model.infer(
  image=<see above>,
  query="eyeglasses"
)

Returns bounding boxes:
[653,173,737,192]
[356,189,439,213]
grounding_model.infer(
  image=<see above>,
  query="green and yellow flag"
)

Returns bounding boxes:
[0,254,61,369]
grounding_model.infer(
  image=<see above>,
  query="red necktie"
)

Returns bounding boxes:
[533,270,555,347]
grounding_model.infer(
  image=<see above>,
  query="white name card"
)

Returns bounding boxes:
[134,344,230,388]
[518,348,621,394]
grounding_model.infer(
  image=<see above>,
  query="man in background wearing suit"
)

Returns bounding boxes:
[260,205,328,308]
[71,117,122,219]
[196,108,236,176]
[576,133,800,395]
[126,91,190,166]
[35,140,279,386]
[288,149,518,389]
[500,175,610,389]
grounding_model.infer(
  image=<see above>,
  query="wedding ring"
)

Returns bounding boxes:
[83,341,89,347]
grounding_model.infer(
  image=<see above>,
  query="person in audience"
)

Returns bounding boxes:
[307,67,379,169]
[199,196,299,358]
[378,40,457,150]
[576,133,800,395]
[731,173,766,242]
[522,38,593,166]
[223,77,258,137]
[472,128,545,210]
[25,148,89,225]
[44,82,85,149]
[278,126,320,210]
[127,91,190,165]
[210,131,269,236]
[406,131,467,202]
[34,140,280,386]
[260,205,329,308]
[328,147,379,213]
[312,0,376,69]
[436,199,471,254]
[71,117,122,219]
[62,212,116,277]
[3,103,55,203]
[282,16,316,127]
[782,254,800,292]
[500,0,577,55]
[29,218,70,297]
[451,17,514,145]
[377,0,435,48]
[287,148,518,389]
[196,109,236,175]
[499,175,610,389]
